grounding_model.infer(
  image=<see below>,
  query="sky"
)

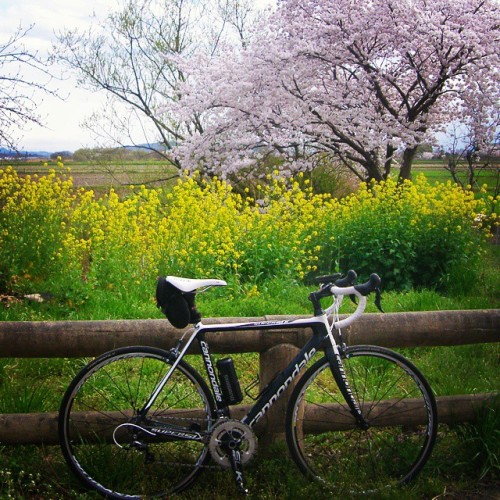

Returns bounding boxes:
[0,0,118,152]
[0,0,274,153]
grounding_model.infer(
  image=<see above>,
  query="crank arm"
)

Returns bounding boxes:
[229,449,248,495]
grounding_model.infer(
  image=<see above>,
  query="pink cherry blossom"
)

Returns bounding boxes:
[173,0,500,181]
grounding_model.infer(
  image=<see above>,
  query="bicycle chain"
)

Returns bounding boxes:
[125,415,236,470]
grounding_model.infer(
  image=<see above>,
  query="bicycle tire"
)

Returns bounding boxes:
[59,346,215,498]
[286,345,437,494]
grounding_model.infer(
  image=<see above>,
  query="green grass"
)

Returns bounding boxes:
[412,160,499,200]
[2,241,497,322]
[0,254,498,498]
[0,423,498,499]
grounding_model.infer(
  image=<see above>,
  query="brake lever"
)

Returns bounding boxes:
[375,287,384,313]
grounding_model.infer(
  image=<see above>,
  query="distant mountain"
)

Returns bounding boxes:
[122,142,166,152]
[0,142,166,159]
[0,147,52,159]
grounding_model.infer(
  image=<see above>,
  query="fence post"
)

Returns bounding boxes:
[258,343,300,450]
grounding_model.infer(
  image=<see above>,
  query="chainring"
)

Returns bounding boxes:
[208,419,257,469]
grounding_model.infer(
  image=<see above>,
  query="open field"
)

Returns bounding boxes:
[412,160,499,195]
[4,157,498,190]
[1,159,180,195]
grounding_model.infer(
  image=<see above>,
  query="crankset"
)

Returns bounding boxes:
[209,419,256,494]
[208,419,257,468]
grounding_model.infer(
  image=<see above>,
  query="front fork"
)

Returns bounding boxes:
[325,344,370,430]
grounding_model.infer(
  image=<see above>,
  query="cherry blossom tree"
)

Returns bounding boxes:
[175,0,500,182]
[442,79,499,194]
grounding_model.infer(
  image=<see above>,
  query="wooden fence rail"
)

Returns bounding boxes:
[0,393,496,446]
[0,310,498,446]
[0,309,499,357]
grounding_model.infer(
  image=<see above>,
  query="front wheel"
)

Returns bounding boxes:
[59,346,215,498]
[286,345,437,494]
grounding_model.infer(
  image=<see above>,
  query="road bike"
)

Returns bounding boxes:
[59,271,437,497]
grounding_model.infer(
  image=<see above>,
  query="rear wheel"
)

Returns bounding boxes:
[286,345,437,494]
[59,346,215,498]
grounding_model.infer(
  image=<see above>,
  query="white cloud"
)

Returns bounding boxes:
[0,0,116,151]
[0,0,275,152]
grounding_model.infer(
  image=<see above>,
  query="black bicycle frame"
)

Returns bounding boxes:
[195,317,329,427]
[140,315,367,436]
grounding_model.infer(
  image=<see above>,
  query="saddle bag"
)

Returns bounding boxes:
[156,277,200,328]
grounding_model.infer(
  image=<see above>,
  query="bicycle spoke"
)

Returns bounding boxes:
[286,348,437,494]
[60,347,215,498]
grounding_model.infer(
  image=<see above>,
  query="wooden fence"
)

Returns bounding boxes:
[0,309,499,445]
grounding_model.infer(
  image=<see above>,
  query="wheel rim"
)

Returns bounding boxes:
[289,349,436,494]
[61,350,213,498]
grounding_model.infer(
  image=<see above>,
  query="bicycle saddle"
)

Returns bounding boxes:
[166,276,227,293]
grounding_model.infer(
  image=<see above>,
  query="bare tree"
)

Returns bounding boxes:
[54,0,259,170]
[212,0,256,50]
[0,25,56,152]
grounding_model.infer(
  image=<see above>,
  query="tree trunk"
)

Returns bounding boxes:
[365,158,384,182]
[399,146,418,182]
[384,144,396,179]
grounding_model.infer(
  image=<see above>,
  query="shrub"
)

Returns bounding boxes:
[0,164,76,295]
[157,172,327,283]
[0,166,488,303]
[319,176,488,291]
